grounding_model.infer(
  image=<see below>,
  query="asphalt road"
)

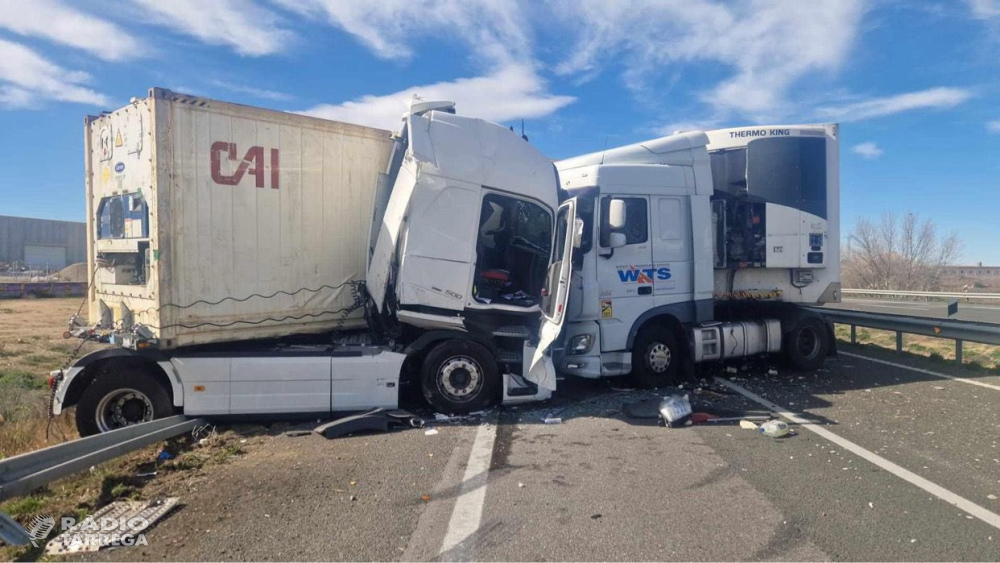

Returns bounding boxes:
[79,347,1000,561]
[824,297,1000,324]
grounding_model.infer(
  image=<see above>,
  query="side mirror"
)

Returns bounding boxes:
[608,199,626,229]
[608,232,627,249]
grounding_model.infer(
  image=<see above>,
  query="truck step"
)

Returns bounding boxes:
[493,325,531,339]
[497,350,522,365]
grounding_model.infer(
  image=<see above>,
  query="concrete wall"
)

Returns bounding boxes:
[0,215,87,267]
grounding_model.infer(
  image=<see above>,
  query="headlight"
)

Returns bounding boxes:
[567,333,594,355]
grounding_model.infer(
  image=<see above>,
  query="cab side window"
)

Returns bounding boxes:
[600,196,648,246]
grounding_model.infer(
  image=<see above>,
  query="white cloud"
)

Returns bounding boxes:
[0,39,109,109]
[300,64,575,130]
[209,80,293,101]
[135,0,291,56]
[550,0,865,117]
[817,87,973,122]
[852,141,883,159]
[966,0,1000,19]
[274,0,529,65]
[987,120,1000,132]
[0,0,143,61]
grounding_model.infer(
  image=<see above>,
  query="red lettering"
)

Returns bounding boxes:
[210,142,279,189]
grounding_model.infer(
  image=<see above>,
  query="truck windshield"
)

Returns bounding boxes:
[473,193,552,307]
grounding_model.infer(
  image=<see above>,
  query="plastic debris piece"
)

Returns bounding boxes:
[424,427,439,436]
[725,366,738,374]
[590,514,602,520]
[518,482,525,488]
[156,450,174,462]
[542,417,563,425]
[868,502,874,508]
[349,495,357,501]
[759,420,790,438]
[988,494,997,500]
[933,386,945,390]
[767,369,778,375]
[135,471,157,478]
[283,430,311,438]
[690,412,719,423]
[658,395,692,428]
[45,498,178,555]
[349,480,358,486]
[740,419,759,430]
[420,494,431,502]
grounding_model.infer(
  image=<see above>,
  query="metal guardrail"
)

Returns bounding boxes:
[0,415,205,503]
[809,307,1000,364]
[842,288,1000,300]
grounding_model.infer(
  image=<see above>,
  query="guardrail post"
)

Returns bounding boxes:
[850,324,856,344]
[896,331,903,352]
[955,339,963,365]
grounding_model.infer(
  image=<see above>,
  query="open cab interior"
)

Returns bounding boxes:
[473,192,552,307]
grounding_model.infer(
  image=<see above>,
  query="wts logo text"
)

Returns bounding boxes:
[617,267,671,283]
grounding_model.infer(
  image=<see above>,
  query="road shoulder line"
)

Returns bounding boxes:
[715,376,1000,532]
[439,419,497,560]
[840,350,1000,392]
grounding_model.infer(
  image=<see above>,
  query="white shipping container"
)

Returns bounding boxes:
[85,88,394,348]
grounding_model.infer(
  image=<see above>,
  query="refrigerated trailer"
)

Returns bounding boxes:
[53,90,576,435]
[554,125,841,386]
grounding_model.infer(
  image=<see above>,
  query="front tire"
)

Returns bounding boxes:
[631,326,681,388]
[420,340,499,414]
[783,316,830,371]
[76,370,174,437]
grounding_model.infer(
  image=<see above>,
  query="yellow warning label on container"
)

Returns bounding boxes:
[601,299,613,318]
[115,130,123,147]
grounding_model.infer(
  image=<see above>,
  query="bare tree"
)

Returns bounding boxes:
[842,211,962,290]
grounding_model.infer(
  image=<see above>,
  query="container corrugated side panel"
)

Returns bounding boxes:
[149,91,393,348]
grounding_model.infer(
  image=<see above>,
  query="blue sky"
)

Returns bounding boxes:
[1,0,998,263]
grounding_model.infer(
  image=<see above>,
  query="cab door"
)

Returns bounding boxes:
[525,198,576,391]
[651,195,694,296]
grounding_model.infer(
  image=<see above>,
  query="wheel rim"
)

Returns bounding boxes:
[95,388,154,433]
[797,327,821,360]
[646,342,672,373]
[437,356,484,402]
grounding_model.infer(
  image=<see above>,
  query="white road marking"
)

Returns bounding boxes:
[715,376,1000,532]
[440,421,497,558]
[840,351,1000,392]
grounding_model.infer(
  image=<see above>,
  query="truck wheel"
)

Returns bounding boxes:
[421,340,499,414]
[783,316,830,371]
[76,370,174,437]
[631,326,681,388]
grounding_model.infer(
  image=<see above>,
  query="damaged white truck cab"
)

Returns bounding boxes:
[554,125,840,386]
[52,91,575,435]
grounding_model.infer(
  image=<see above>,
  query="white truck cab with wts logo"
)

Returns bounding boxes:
[554,125,840,386]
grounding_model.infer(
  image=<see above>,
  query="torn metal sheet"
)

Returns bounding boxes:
[315,408,424,439]
[45,497,178,555]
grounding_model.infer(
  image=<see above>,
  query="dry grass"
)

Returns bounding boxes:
[834,324,1000,370]
[0,297,106,459]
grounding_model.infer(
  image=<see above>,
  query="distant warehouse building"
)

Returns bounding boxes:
[941,263,1000,278]
[0,215,86,270]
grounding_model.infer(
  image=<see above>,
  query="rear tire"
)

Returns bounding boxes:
[783,316,830,371]
[630,326,681,388]
[420,340,499,414]
[76,369,174,437]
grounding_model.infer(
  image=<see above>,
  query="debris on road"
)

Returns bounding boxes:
[420,494,431,502]
[518,482,525,488]
[283,430,312,438]
[424,427,439,436]
[759,420,790,438]
[658,395,693,428]
[45,498,179,555]
[725,366,738,374]
[690,412,719,423]
[542,417,563,425]
[740,420,759,430]
[156,450,174,462]
[315,408,424,439]
[768,368,779,376]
